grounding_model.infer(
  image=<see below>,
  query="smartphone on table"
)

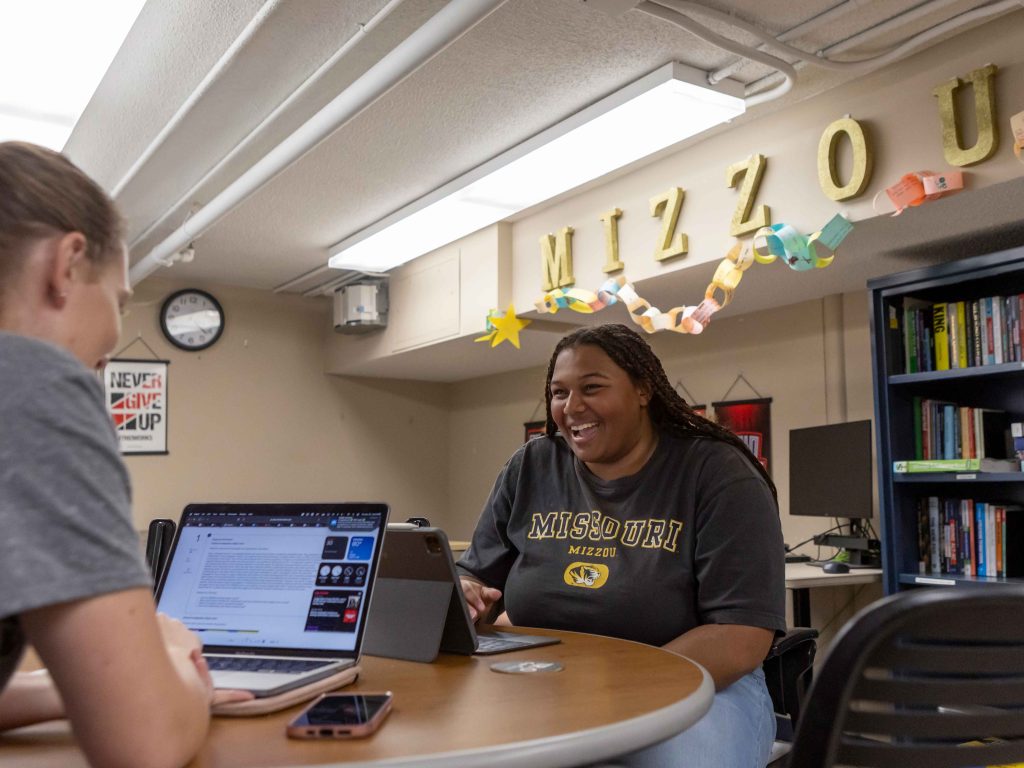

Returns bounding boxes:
[286,692,393,739]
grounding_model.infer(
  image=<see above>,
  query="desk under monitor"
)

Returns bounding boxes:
[785,562,883,627]
[0,627,712,768]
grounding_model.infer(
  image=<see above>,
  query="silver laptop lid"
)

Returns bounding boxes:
[156,502,388,659]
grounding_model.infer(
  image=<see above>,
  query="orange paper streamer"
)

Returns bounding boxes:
[874,170,965,216]
[1011,110,1024,163]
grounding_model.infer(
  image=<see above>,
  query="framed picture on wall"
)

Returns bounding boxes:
[103,359,169,455]
[712,397,771,474]
[524,420,545,442]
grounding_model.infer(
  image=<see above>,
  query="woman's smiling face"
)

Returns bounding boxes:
[548,343,656,480]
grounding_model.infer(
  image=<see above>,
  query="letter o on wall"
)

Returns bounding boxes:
[818,117,872,201]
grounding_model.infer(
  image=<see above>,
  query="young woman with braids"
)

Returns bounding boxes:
[0,142,250,767]
[457,323,785,767]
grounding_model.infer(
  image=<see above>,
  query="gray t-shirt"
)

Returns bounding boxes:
[0,333,151,691]
[457,432,786,647]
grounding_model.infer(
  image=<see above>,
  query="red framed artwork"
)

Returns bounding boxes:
[712,397,771,474]
[524,421,546,442]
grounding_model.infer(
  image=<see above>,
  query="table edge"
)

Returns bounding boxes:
[297,660,714,768]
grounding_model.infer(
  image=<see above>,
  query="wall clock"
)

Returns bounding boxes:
[159,289,225,351]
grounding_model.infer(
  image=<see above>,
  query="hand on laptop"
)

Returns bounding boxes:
[156,614,254,707]
[459,577,502,623]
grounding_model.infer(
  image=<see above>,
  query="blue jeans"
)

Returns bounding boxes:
[616,668,775,768]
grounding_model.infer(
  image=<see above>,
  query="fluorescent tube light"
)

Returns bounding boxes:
[328,62,744,273]
[0,0,146,150]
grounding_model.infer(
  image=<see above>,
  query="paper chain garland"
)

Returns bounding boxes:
[523,213,853,339]
[477,110,1024,348]
[873,170,965,216]
[1012,110,1024,163]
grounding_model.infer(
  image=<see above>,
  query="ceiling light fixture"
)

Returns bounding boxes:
[0,0,147,150]
[328,61,744,273]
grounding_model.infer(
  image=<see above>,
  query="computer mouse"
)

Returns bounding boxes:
[822,561,850,574]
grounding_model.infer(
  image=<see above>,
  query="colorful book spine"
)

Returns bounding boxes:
[970,300,983,367]
[996,506,1004,577]
[894,458,980,472]
[976,502,986,577]
[933,302,950,370]
[929,496,941,575]
[955,301,969,368]
[913,396,924,460]
[905,307,918,373]
[966,499,976,577]
[983,297,994,365]
[987,505,996,577]
[998,297,1007,363]
[943,404,956,459]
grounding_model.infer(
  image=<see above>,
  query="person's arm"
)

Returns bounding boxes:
[0,670,64,730]
[663,624,775,690]
[17,588,213,768]
[455,450,525,621]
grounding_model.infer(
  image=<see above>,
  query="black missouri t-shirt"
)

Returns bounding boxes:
[457,432,786,647]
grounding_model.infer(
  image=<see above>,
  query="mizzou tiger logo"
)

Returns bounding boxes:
[563,562,609,589]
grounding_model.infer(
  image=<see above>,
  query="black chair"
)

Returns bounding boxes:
[765,627,819,765]
[788,585,1024,768]
[144,518,176,587]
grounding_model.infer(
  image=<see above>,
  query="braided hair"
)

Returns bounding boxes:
[543,323,776,499]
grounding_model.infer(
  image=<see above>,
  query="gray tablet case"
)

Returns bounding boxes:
[363,528,559,663]
[362,528,475,662]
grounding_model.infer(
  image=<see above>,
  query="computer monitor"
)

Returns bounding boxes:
[789,420,873,519]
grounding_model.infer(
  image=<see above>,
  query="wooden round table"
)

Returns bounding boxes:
[1,627,712,768]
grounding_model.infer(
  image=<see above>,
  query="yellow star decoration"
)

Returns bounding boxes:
[475,303,531,348]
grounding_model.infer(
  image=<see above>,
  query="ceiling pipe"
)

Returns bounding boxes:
[744,0,1024,97]
[129,0,407,253]
[129,0,506,286]
[708,0,876,84]
[636,1,797,106]
[112,0,285,198]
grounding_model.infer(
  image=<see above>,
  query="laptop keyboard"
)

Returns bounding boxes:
[476,633,532,653]
[206,657,333,674]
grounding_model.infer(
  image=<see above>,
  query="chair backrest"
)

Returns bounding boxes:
[789,585,1024,768]
[145,518,176,587]
[763,627,818,739]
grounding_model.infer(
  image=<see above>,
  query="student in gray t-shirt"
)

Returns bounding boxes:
[0,141,249,766]
[458,323,786,768]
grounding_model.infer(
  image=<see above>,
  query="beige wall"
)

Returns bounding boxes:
[120,277,450,531]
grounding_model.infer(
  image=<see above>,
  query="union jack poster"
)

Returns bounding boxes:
[103,359,168,455]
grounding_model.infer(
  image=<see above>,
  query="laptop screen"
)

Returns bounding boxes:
[156,503,388,657]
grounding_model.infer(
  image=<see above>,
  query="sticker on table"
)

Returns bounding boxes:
[490,660,564,674]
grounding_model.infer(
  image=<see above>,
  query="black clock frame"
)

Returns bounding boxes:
[159,289,225,352]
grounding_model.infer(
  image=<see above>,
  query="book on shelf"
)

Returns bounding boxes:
[910,401,1011,462]
[894,457,1022,473]
[896,293,1024,373]
[932,302,950,370]
[916,497,1023,578]
[991,296,999,364]
[970,299,983,367]
[954,301,969,368]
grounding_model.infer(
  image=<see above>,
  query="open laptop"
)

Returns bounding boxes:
[156,502,388,697]
[363,527,559,663]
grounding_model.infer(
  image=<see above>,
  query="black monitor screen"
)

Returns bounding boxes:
[789,420,872,519]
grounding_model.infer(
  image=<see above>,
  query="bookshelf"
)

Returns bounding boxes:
[870,245,1024,594]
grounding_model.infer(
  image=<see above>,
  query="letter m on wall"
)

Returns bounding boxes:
[540,226,575,291]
